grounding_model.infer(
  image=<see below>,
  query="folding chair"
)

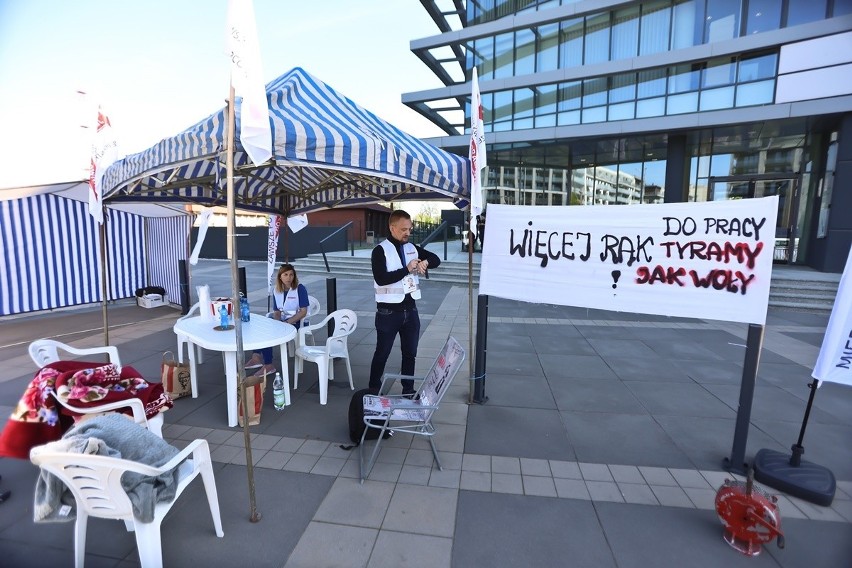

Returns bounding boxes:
[359,336,465,482]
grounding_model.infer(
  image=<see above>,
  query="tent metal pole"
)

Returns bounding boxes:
[227,86,260,523]
[468,208,474,404]
[99,215,110,346]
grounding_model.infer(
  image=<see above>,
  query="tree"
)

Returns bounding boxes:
[415,204,439,224]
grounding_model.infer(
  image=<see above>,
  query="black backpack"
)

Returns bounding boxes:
[345,388,392,447]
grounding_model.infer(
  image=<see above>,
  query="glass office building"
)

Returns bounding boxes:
[405,0,852,271]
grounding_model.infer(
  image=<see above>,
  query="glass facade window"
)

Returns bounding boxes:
[705,0,742,42]
[786,0,827,25]
[494,32,514,79]
[515,28,536,75]
[640,1,672,55]
[559,18,584,68]
[735,79,774,106]
[585,13,611,64]
[700,86,735,110]
[611,6,640,60]
[672,0,701,49]
[746,0,782,34]
[668,64,700,94]
[737,52,777,82]
[702,58,736,88]
[537,23,560,72]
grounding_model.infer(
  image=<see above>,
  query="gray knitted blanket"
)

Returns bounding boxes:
[32,414,181,523]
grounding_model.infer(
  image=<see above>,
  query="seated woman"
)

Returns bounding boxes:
[244,263,308,377]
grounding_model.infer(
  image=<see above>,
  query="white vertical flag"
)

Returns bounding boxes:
[267,214,282,293]
[469,67,488,231]
[226,0,272,166]
[88,106,120,224]
[812,245,852,387]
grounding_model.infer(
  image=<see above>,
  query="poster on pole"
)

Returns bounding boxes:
[479,197,778,325]
[812,244,852,387]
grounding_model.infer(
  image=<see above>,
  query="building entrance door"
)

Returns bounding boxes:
[708,174,800,263]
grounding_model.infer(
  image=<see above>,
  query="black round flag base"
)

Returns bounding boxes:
[752,448,836,507]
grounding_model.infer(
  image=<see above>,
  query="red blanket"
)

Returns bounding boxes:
[0,361,173,459]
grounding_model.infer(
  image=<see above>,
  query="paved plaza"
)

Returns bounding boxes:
[0,254,850,567]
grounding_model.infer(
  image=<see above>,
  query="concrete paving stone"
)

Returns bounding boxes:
[772,494,809,520]
[682,487,717,510]
[230,447,268,465]
[337,458,361,479]
[210,444,243,463]
[283,453,321,473]
[833,483,851,500]
[549,460,582,479]
[428,468,461,489]
[586,480,625,502]
[762,518,852,568]
[830,498,852,522]
[297,439,330,455]
[788,496,847,522]
[256,450,293,470]
[367,531,453,568]
[285,522,377,568]
[432,401,468,425]
[252,433,285,450]
[580,462,614,482]
[162,423,193,438]
[404,448,437,468]
[376,447,408,464]
[453,492,616,567]
[383,484,458,537]
[520,457,552,477]
[398,465,432,486]
[434,450,462,470]
[183,426,215,440]
[700,469,742,489]
[460,470,491,491]
[640,466,679,486]
[461,453,491,472]
[837,480,852,497]
[523,475,558,497]
[491,473,524,495]
[617,482,659,505]
[366,461,403,483]
[491,456,521,475]
[314,477,395,529]
[311,456,348,477]
[669,468,714,489]
[650,485,694,508]
[203,428,237,445]
[554,478,591,500]
[608,464,645,484]
[272,436,307,453]
[323,443,355,459]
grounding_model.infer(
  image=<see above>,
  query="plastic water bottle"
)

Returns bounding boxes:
[219,304,229,328]
[239,294,250,322]
[273,372,286,410]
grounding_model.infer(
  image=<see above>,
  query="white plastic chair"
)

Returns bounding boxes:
[360,337,466,482]
[28,339,163,438]
[176,303,204,397]
[30,438,224,568]
[293,309,357,405]
[266,295,322,355]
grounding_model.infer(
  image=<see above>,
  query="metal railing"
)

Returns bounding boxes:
[318,221,353,272]
[417,221,451,276]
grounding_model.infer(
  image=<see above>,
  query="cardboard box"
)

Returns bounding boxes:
[137,294,168,308]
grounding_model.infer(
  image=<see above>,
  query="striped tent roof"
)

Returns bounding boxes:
[101,67,469,214]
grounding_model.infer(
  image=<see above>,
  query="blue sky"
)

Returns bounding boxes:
[0,0,447,188]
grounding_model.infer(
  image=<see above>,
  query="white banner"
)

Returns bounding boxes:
[812,245,852,387]
[226,0,272,166]
[189,208,215,265]
[287,213,308,233]
[267,214,281,293]
[479,198,778,324]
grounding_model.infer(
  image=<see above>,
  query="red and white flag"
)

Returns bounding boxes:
[469,67,487,231]
[88,106,120,224]
[267,215,282,293]
[226,0,272,166]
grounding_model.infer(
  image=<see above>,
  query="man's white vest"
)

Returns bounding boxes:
[374,239,421,302]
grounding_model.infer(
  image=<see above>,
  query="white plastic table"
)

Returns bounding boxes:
[173,315,296,427]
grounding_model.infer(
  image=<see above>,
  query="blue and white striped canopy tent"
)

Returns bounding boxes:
[101,67,470,213]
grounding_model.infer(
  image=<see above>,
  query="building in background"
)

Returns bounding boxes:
[405,0,852,271]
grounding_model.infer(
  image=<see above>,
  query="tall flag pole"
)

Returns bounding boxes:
[226,0,272,166]
[88,106,120,225]
[226,0,268,523]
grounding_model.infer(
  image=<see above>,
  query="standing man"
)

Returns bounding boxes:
[369,209,441,395]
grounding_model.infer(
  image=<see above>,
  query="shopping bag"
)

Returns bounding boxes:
[238,373,266,427]
[161,351,192,399]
